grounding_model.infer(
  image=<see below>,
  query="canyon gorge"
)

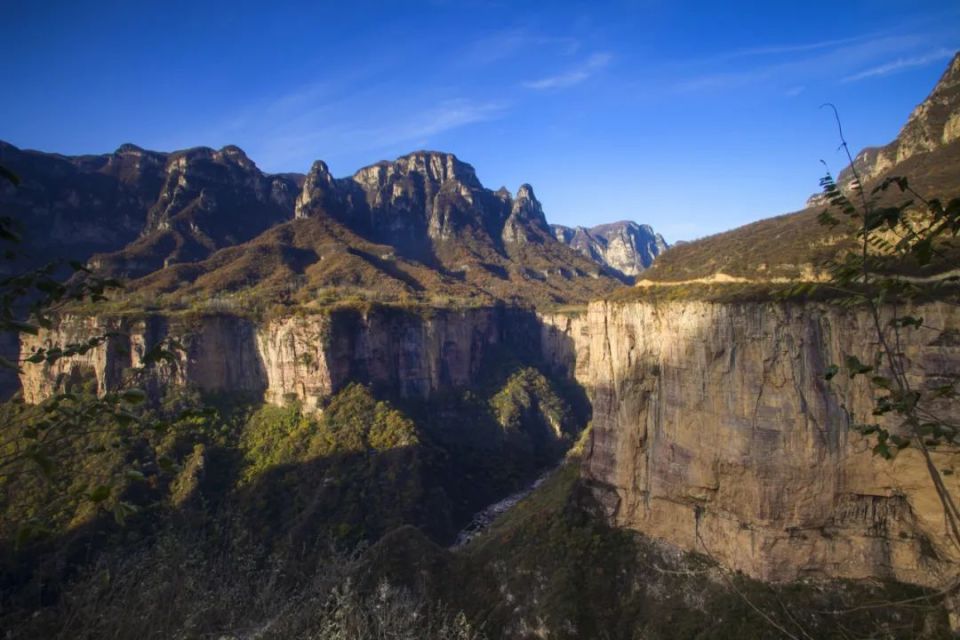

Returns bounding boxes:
[3,50,960,640]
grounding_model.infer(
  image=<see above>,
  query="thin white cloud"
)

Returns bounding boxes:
[719,33,884,60]
[246,97,509,172]
[672,33,951,94]
[462,28,580,65]
[363,99,508,145]
[523,52,612,90]
[841,48,956,82]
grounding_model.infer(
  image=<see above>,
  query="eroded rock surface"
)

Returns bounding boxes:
[18,295,960,594]
[20,307,544,411]
[560,300,960,588]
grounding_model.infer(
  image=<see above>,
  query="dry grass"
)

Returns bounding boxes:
[647,140,960,285]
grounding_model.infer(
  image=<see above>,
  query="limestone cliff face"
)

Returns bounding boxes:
[555,299,960,588]
[20,307,520,410]
[256,307,507,409]
[21,297,960,592]
[538,310,591,383]
[19,315,258,402]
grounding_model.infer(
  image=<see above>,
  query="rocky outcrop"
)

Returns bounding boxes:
[837,52,960,190]
[294,160,357,221]
[552,220,668,279]
[502,184,551,245]
[350,153,485,236]
[295,151,567,261]
[19,306,548,410]
[548,299,960,588]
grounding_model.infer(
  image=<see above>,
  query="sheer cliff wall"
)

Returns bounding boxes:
[21,300,960,588]
[19,307,546,410]
[541,300,960,588]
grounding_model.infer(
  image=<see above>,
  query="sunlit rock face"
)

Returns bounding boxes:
[502,184,552,245]
[540,299,960,589]
[552,220,668,279]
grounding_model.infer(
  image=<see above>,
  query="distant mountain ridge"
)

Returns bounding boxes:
[0,145,629,306]
[0,141,303,276]
[551,220,667,280]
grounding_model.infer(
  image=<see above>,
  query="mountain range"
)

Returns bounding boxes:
[0,143,667,309]
[3,47,960,640]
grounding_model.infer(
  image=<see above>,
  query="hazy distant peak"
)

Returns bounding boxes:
[551,220,668,278]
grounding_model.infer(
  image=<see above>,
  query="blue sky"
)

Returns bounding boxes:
[2,1,958,241]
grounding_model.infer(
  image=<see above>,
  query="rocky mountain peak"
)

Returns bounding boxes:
[295,160,341,219]
[509,184,545,222]
[883,51,960,155]
[515,183,536,202]
[1,137,620,300]
[352,150,481,193]
[337,151,486,251]
[552,219,668,279]
[502,183,550,245]
[312,159,332,175]
[0,140,170,270]
[218,144,255,169]
[115,143,147,155]
[930,52,960,144]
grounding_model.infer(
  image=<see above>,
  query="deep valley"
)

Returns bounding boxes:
[1,39,959,640]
